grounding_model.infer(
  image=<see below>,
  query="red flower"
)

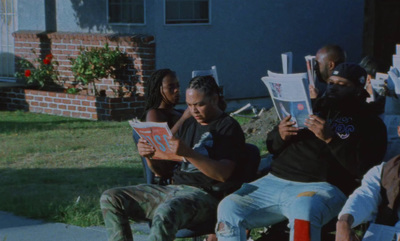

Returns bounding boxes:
[24,69,31,77]
[45,54,53,60]
[43,58,51,65]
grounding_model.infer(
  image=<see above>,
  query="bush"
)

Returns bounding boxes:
[15,50,60,89]
[69,43,126,96]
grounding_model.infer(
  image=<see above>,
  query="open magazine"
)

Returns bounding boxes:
[362,223,400,241]
[281,52,293,74]
[388,67,400,95]
[128,120,182,162]
[305,55,316,87]
[261,72,312,128]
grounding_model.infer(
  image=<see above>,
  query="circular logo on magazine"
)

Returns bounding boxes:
[297,103,304,111]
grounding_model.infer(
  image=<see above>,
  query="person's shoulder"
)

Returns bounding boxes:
[214,113,243,132]
[180,116,197,128]
[146,108,169,122]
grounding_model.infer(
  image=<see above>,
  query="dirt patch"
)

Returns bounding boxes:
[240,107,280,144]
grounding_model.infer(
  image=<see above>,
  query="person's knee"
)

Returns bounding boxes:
[217,196,235,216]
[100,188,124,210]
[216,220,238,238]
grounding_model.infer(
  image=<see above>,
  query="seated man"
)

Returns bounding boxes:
[336,154,400,241]
[100,75,246,241]
[310,44,346,99]
[216,63,387,241]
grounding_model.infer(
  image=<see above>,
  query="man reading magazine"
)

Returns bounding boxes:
[216,63,387,241]
[100,75,246,241]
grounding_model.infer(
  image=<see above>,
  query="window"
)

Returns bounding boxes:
[165,0,210,25]
[0,0,17,81]
[108,0,145,25]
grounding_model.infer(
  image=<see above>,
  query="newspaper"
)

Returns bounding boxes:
[128,120,182,161]
[305,55,316,87]
[281,52,293,74]
[261,72,312,128]
[362,223,400,241]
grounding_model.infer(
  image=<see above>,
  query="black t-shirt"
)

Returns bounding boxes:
[172,113,246,190]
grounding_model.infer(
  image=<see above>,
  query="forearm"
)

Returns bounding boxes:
[183,149,235,182]
[171,117,187,135]
[338,165,382,227]
[336,214,356,241]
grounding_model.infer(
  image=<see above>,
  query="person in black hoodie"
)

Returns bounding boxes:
[216,63,387,241]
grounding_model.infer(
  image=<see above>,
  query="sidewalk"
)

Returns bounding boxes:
[0,211,150,241]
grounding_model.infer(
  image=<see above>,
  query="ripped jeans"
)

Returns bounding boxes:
[216,174,346,241]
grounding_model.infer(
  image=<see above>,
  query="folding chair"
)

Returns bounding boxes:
[192,65,220,86]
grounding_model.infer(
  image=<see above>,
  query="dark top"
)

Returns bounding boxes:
[376,155,400,226]
[172,113,246,192]
[267,99,387,196]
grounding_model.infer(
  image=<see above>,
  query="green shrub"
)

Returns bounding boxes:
[69,43,126,96]
[15,50,60,89]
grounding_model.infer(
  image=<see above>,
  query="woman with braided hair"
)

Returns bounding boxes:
[143,69,191,135]
[139,69,191,179]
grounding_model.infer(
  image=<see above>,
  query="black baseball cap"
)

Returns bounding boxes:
[331,63,367,86]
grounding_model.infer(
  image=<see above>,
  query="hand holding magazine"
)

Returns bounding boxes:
[261,72,313,128]
[129,120,182,162]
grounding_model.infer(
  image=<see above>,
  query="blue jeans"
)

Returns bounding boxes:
[216,174,346,241]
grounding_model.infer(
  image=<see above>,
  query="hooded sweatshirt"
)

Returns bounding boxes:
[266,96,387,195]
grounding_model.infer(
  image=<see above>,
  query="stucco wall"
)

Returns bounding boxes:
[16,0,365,100]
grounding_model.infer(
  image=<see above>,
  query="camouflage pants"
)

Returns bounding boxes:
[100,184,218,241]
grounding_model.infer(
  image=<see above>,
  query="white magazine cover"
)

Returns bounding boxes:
[281,52,293,74]
[261,74,312,128]
[362,223,400,241]
[305,55,316,87]
[388,68,400,95]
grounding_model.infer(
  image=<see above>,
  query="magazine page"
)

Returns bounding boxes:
[266,71,310,100]
[387,68,400,95]
[393,55,400,70]
[281,52,293,74]
[128,120,182,162]
[267,70,307,78]
[370,79,386,98]
[305,55,316,87]
[362,223,400,241]
[261,75,312,128]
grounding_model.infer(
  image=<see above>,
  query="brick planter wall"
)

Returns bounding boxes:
[7,31,155,120]
[0,88,145,121]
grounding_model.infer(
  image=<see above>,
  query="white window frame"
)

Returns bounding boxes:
[164,0,211,26]
[0,0,17,82]
[106,0,146,26]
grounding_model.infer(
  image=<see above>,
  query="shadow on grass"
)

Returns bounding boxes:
[0,166,144,227]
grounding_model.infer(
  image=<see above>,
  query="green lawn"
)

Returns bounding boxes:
[0,110,268,239]
[0,110,143,227]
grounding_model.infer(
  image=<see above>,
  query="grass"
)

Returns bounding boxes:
[0,110,143,227]
[0,110,268,240]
